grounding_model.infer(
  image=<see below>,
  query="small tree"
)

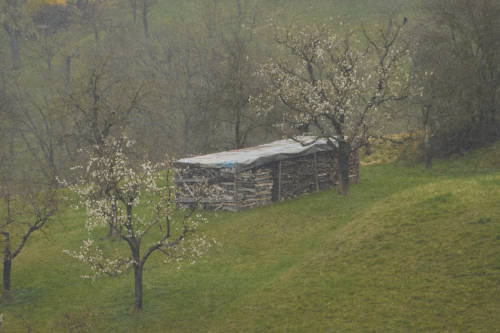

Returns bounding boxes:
[65,55,145,148]
[1,101,58,301]
[65,137,213,311]
[255,18,410,194]
[0,183,57,301]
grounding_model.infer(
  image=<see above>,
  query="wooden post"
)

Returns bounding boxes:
[234,164,239,211]
[314,152,319,191]
[278,160,282,201]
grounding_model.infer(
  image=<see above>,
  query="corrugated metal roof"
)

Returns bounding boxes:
[175,136,337,171]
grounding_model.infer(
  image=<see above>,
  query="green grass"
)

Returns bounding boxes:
[152,0,417,25]
[2,142,500,332]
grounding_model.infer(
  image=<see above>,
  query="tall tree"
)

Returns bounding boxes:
[9,89,68,185]
[65,55,145,148]
[216,0,271,149]
[1,0,32,69]
[418,0,500,151]
[256,19,410,194]
[138,0,157,39]
[75,0,115,44]
[0,103,58,300]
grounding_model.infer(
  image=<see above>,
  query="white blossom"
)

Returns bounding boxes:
[65,137,216,282]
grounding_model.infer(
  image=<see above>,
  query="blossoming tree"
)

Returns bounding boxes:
[65,138,213,311]
[256,18,410,194]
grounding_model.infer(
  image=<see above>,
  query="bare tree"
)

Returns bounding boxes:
[417,0,500,152]
[216,0,271,149]
[1,0,32,69]
[129,0,137,25]
[74,0,115,44]
[0,163,57,301]
[31,3,73,75]
[65,56,145,148]
[6,87,71,185]
[410,23,456,168]
[138,0,157,39]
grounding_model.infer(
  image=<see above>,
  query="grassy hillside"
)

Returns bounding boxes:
[152,0,417,24]
[1,142,500,332]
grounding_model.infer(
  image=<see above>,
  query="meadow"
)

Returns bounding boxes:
[2,141,499,332]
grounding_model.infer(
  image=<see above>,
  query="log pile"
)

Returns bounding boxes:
[273,152,336,200]
[174,165,236,210]
[235,167,273,210]
[174,150,360,211]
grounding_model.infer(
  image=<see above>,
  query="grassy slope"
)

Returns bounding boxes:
[2,142,500,332]
[2,1,496,330]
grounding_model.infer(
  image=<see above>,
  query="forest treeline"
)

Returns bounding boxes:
[0,0,498,187]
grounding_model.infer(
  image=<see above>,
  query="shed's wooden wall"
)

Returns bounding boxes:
[174,166,236,210]
[272,151,335,201]
[175,150,360,211]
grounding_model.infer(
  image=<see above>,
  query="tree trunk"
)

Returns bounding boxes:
[93,25,99,44]
[131,0,137,24]
[133,263,144,311]
[91,77,102,146]
[91,8,99,44]
[47,147,58,188]
[108,223,120,238]
[423,107,432,169]
[0,69,6,94]
[10,31,21,70]
[142,2,149,39]
[424,119,432,169]
[338,141,350,195]
[107,199,120,238]
[65,55,72,86]
[2,242,12,301]
[235,108,242,149]
[362,124,371,155]
[482,86,498,141]
[183,116,190,154]
[236,0,242,18]
[6,189,11,225]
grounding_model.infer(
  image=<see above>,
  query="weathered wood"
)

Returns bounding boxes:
[175,149,359,211]
[234,164,239,211]
[278,160,282,201]
[314,152,319,191]
[176,198,235,203]
[174,178,207,183]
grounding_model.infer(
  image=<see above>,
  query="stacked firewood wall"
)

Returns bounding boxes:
[174,165,236,210]
[273,152,336,200]
[272,150,359,201]
[234,167,273,210]
[174,165,274,211]
[175,150,360,211]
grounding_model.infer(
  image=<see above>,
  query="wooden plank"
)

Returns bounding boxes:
[174,178,206,183]
[176,198,235,204]
[234,164,239,211]
[314,152,319,191]
[278,160,282,201]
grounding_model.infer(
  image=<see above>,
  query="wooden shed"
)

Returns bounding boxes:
[174,136,359,211]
